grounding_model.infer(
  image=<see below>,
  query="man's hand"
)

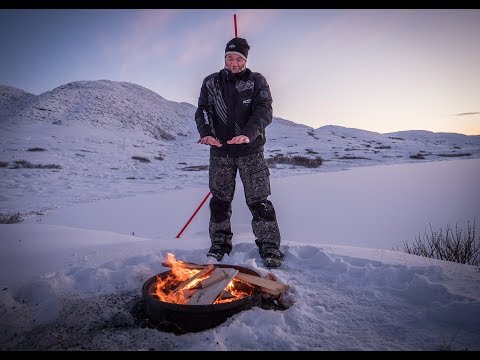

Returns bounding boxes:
[197,136,222,147]
[227,135,250,145]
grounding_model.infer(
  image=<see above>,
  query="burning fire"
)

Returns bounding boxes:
[152,253,255,305]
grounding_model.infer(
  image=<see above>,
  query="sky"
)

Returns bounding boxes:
[1,158,480,350]
[0,8,479,135]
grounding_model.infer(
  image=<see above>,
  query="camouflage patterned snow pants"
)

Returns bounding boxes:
[208,151,281,255]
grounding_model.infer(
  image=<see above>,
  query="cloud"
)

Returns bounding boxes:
[105,10,178,73]
[455,112,480,116]
[234,9,280,35]
[125,10,176,50]
[178,10,280,65]
[178,15,227,64]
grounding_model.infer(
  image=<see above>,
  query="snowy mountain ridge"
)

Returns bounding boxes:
[1,80,479,216]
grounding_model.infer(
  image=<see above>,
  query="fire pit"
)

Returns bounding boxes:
[138,255,288,334]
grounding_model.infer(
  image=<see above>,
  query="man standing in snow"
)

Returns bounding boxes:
[194,37,284,268]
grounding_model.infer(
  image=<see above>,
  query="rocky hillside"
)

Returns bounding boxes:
[1,80,195,141]
[1,80,480,215]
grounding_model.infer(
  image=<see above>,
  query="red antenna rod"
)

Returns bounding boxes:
[234,14,238,37]
[176,191,211,238]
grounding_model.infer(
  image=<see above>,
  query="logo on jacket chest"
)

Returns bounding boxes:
[242,99,251,105]
[235,80,254,93]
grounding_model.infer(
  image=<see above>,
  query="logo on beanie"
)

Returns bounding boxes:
[225,37,250,60]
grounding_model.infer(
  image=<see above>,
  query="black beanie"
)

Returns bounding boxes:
[225,37,250,61]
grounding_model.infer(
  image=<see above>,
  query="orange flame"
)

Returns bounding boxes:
[153,253,255,304]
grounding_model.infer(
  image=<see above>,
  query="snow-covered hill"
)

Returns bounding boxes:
[0,85,36,121]
[1,80,479,216]
[1,80,193,140]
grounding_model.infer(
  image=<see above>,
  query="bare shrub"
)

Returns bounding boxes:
[402,221,479,266]
[10,160,62,169]
[337,156,371,160]
[147,123,175,141]
[0,161,8,168]
[437,153,471,157]
[306,130,319,140]
[410,153,426,159]
[27,147,46,152]
[0,212,23,224]
[132,156,150,163]
[291,155,323,168]
[11,160,35,168]
[266,154,323,168]
[181,165,209,171]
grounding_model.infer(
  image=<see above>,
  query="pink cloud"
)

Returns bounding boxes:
[101,10,178,73]
[178,10,280,64]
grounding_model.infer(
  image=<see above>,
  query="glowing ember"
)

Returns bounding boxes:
[152,253,256,305]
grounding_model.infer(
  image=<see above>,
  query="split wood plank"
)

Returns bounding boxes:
[219,290,235,300]
[190,267,231,290]
[162,261,288,296]
[182,288,196,299]
[235,272,288,296]
[162,261,206,270]
[172,264,214,293]
[187,268,239,305]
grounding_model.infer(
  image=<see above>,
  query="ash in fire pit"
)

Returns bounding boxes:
[132,256,290,334]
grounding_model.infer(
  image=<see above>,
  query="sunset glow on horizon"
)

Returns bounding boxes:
[1,9,479,135]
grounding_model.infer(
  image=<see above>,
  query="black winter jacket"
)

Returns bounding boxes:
[194,67,273,157]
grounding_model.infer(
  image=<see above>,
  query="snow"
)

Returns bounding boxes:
[1,80,479,350]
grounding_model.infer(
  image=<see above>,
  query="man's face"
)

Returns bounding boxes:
[225,54,246,73]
